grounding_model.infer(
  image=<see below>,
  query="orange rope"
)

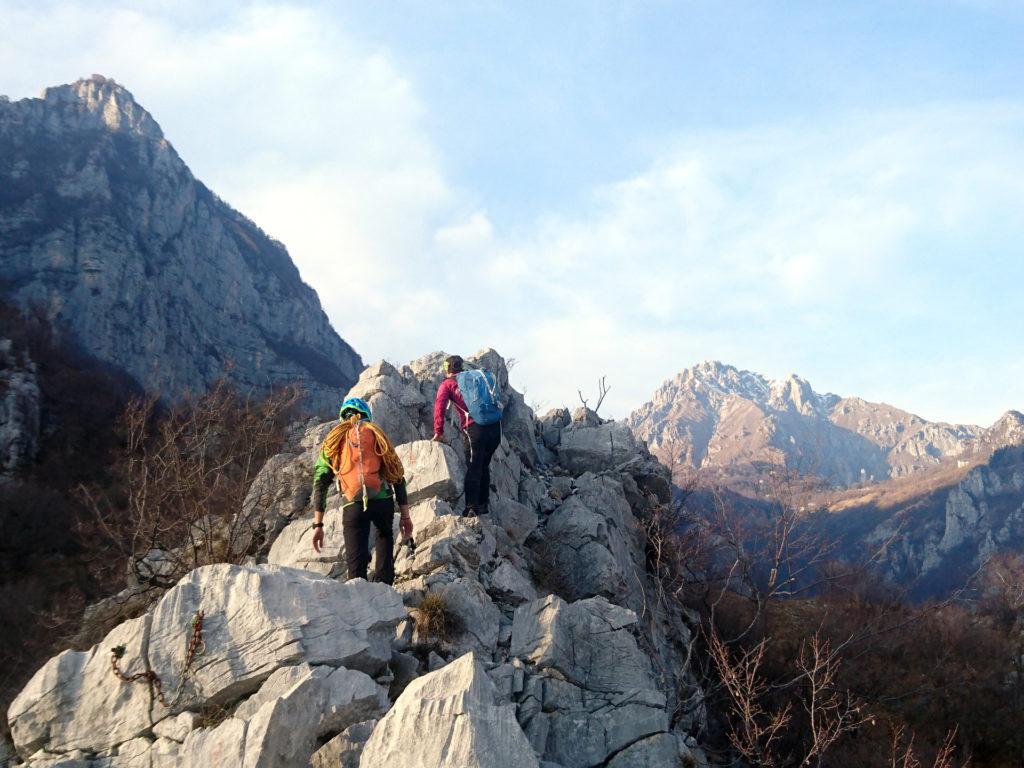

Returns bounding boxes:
[321,415,405,484]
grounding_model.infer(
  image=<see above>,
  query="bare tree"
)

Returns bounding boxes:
[80,381,300,593]
[578,376,611,414]
[634,463,958,767]
[707,626,792,768]
[890,726,965,768]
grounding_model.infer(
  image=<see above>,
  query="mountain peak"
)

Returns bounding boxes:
[986,410,1024,444]
[1,76,362,411]
[37,75,163,140]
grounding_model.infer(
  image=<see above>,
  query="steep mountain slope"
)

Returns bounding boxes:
[0,75,361,411]
[629,360,1022,486]
[822,444,1024,597]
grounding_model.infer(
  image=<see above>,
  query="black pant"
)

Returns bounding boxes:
[465,421,501,509]
[342,497,396,584]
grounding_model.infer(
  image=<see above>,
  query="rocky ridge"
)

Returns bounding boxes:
[5,349,707,768]
[0,76,362,411]
[629,360,1022,486]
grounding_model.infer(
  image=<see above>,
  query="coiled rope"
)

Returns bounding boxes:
[321,415,405,509]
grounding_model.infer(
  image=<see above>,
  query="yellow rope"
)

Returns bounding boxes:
[321,415,405,485]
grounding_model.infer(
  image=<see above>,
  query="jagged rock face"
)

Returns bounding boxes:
[0,76,361,412]
[629,360,1020,486]
[7,563,404,760]
[361,653,539,768]
[0,337,40,475]
[827,445,1024,597]
[7,350,708,768]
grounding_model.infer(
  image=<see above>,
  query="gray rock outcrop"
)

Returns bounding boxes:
[0,338,40,475]
[6,350,705,768]
[836,444,1024,596]
[361,653,539,768]
[0,76,362,412]
[8,563,404,761]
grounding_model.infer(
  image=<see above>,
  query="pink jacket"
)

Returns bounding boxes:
[434,377,473,436]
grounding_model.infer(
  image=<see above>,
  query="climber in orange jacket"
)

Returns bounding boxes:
[310,397,413,584]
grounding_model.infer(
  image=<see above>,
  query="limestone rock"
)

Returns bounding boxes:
[511,595,653,693]
[605,733,691,767]
[571,407,601,427]
[487,560,538,607]
[491,438,525,501]
[152,711,199,743]
[395,515,495,581]
[406,497,455,534]
[488,496,538,546]
[8,564,405,757]
[434,578,502,656]
[558,421,643,474]
[238,452,313,550]
[311,719,377,768]
[267,508,345,577]
[395,440,465,505]
[232,663,386,733]
[360,652,539,768]
[0,338,41,475]
[539,408,570,452]
[541,474,642,606]
[511,595,669,766]
[8,614,153,755]
[387,652,420,700]
[173,661,386,767]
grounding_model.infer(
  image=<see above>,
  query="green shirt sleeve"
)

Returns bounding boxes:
[311,450,335,513]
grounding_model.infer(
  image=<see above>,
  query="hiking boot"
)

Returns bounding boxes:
[477,502,489,516]
[462,505,479,518]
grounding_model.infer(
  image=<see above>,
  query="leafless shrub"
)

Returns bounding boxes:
[79,380,300,592]
[634,461,986,766]
[890,726,966,768]
[707,627,792,767]
[578,375,610,414]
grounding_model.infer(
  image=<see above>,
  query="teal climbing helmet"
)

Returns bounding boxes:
[339,396,372,421]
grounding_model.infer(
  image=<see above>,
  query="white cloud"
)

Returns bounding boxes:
[434,211,494,252]
[476,105,1024,421]
[2,5,1023,424]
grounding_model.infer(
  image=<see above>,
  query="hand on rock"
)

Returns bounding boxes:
[399,506,413,540]
[431,434,445,443]
[311,526,324,553]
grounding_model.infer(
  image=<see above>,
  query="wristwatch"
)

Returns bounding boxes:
[311,522,324,530]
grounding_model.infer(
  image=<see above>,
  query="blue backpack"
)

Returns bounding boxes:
[456,369,503,426]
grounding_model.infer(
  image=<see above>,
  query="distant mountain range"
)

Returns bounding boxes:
[0,75,361,412]
[628,360,1024,487]
[628,361,1024,597]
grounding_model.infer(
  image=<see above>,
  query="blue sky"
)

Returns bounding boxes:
[2,1,1023,423]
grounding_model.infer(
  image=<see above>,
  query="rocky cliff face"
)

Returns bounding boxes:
[0,338,40,477]
[0,76,361,412]
[826,444,1024,597]
[629,360,1020,486]
[5,350,707,768]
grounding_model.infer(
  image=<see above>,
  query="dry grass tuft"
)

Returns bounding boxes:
[414,593,461,641]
